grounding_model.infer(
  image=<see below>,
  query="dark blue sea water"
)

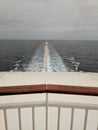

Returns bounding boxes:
[0,40,98,72]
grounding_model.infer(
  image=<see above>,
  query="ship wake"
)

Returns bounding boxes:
[25,42,69,72]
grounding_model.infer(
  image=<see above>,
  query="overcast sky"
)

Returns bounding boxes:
[0,0,98,40]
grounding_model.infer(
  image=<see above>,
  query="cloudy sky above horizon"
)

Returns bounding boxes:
[0,0,98,40]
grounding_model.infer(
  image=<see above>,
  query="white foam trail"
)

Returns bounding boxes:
[68,57,80,72]
[26,44,45,72]
[25,43,69,72]
[47,44,68,72]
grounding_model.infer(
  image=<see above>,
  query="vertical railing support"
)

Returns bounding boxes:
[70,108,74,130]
[4,109,8,130]
[18,108,22,130]
[57,107,61,130]
[46,93,48,130]
[84,109,88,130]
[97,123,98,130]
[32,107,35,130]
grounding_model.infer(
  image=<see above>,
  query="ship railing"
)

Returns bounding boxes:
[0,84,98,130]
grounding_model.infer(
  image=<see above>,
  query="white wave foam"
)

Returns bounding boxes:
[25,42,69,72]
[67,57,80,72]
[47,44,68,72]
[25,44,45,72]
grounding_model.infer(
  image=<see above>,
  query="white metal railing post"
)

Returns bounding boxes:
[97,123,98,130]
[70,108,74,130]
[57,107,61,130]
[84,109,88,130]
[4,109,8,130]
[32,107,35,130]
[18,108,22,130]
[46,84,48,130]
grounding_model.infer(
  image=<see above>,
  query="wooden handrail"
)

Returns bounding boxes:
[47,84,98,96]
[0,85,46,95]
[0,84,98,96]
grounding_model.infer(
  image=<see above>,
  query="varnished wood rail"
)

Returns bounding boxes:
[0,84,98,96]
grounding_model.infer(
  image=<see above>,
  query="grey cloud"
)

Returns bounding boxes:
[0,0,98,39]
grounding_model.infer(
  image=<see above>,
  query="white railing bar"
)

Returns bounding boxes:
[97,123,98,130]
[32,107,35,130]
[46,93,48,130]
[1,101,98,110]
[0,101,98,110]
[4,109,8,130]
[57,107,61,130]
[84,109,88,130]
[48,101,98,110]
[0,101,45,109]
[70,108,74,130]
[18,108,22,130]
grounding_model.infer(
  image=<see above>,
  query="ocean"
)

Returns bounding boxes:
[0,40,98,72]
